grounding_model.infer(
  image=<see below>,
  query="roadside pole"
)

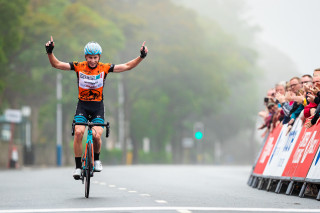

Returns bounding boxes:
[118,75,125,150]
[194,122,204,164]
[21,106,32,165]
[57,73,62,166]
[7,123,15,168]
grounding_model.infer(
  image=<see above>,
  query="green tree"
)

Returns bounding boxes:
[0,0,29,109]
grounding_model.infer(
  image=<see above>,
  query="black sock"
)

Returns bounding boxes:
[75,157,82,169]
[94,152,100,161]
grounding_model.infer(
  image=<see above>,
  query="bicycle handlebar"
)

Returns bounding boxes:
[73,122,109,127]
[72,121,110,138]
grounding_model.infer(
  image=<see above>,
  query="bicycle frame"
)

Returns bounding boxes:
[72,121,110,198]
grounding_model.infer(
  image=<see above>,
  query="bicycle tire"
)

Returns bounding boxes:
[85,143,92,198]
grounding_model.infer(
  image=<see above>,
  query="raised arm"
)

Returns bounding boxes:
[113,41,148,73]
[45,36,71,70]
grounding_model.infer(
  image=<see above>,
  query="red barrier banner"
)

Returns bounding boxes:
[262,114,303,177]
[253,124,282,175]
[306,145,320,180]
[282,120,320,179]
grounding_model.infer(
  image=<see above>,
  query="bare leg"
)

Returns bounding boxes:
[92,126,103,153]
[74,125,86,157]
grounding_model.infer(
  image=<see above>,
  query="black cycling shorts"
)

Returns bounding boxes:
[74,100,105,124]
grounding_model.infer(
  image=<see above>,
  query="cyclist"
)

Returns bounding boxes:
[45,36,148,179]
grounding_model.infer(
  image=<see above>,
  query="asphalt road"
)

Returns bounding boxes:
[1,165,320,213]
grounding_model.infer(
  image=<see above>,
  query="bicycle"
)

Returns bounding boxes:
[72,121,110,198]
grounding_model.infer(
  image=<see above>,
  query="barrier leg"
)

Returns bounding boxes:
[249,176,254,186]
[247,175,253,186]
[299,182,307,198]
[316,189,320,201]
[258,178,264,190]
[249,176,254,187]
[252,177,258,188]
[286,181,294,195]
[266,179,272,191]
[275,180,283,194]
[251,176,258,187]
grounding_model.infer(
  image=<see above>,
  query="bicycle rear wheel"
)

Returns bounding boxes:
[85,144,92,198]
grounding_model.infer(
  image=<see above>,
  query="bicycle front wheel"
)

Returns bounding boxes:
[85,144,92,198]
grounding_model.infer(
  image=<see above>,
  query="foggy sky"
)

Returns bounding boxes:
[244,0,320,75]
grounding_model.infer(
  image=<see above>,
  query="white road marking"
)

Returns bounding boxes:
[155,200,168,204]
[128,190,137,193]
[99,182,106,186]
[3,207,320,212]
[177,210,192,213]
[108,184,116,188]
[118,187,126,190]
[140,193,151,197]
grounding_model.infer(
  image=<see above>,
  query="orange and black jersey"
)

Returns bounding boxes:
[69,61,114,102]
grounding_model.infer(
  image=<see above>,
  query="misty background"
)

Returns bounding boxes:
[0,0,315,167]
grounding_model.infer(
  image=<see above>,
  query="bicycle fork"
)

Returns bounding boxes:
[82,129,95,181]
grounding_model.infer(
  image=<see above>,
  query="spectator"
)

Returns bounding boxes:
[275,81,286,95]
[301,74,313,87]
[259,88,275,119]
[285,81,292,93]
[288,88,305,125]
[313,68,320,77]
[258,88,279,137]
[272,81,286,125]
[266,88,276,103]
[275,81,295,125]
[289,76,305,108]
[303,97,317,120]
[289,77,302,94]
[306,75,320,128]
[258,101,277,131]
[279,77,304,133]
[301,75,319,119]
[293,74,314,123]
[313,75,320,85]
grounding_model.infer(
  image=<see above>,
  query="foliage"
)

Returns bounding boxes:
[138,151,172,164]
[100,149,123,165]
[0,0,28,64]
[0,0,29,108]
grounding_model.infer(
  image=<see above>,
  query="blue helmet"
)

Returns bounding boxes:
[84,42,102,55]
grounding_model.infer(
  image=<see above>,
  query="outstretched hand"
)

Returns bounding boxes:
[275,92,285,104]
[307,94,315,103]
[140,41,148,58]
[45,36,55,54]
[309,85,320,95]
[292,92,305,104]
[305,119,313,129]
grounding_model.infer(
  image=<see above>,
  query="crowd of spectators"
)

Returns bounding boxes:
[258,68,320,197]
[258,68,320,137]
